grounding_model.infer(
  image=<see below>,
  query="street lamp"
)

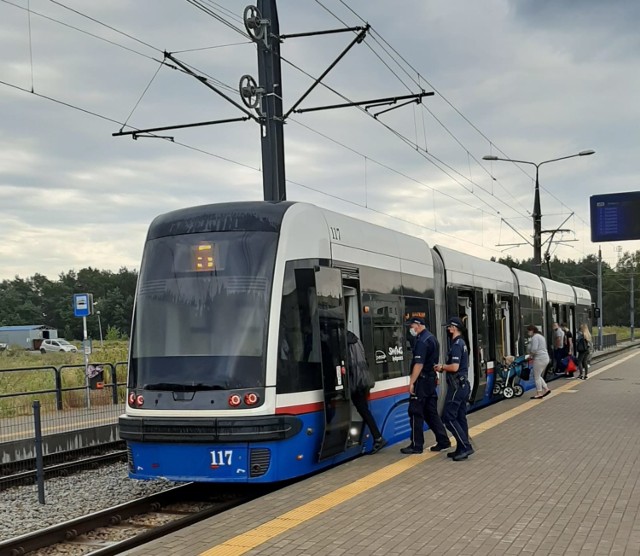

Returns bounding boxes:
[96,310,104,347]
[483,149,595,275]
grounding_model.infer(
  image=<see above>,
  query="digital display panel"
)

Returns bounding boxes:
[590,192,640,242]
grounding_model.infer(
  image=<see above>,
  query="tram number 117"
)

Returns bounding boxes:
[210,450,233,467]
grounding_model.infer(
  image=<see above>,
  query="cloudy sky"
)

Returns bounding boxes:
[1,0,638,280]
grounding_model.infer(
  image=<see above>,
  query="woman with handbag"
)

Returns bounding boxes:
[527,324,551,399]
[576,323,593,380]
[347,330,387,454]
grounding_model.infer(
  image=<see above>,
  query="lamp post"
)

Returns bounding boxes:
[483,150,595,275]
[96,310,104,347]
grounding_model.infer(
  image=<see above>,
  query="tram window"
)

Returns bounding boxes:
[368,295,405,380]
[276,263,322,394]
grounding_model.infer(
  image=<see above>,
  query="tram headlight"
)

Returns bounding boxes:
[228,394,242,407]
[136,395,144,407]
[244,392,259,406]
[128,392,136,407]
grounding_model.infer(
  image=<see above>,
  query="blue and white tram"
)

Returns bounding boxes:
[119,201,591,483]
[120,201,440,482]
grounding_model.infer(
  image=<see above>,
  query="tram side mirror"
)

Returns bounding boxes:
[593,307,600,319]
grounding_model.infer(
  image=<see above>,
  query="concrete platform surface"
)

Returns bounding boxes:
[124,347,640,556]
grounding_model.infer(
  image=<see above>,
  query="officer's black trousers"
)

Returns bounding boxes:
[442,380,471,452]
[408,396,449,449]
[351,390,382,440]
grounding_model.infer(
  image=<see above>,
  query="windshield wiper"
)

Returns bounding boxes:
[144,382,227,391]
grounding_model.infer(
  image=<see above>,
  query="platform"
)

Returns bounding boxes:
[121,346,640,556]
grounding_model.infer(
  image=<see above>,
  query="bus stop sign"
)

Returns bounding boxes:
[73,293,93,317]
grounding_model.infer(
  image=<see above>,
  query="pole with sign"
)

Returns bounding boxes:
[73,293,93,409]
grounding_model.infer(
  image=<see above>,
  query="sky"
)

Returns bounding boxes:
[1,0,639,280]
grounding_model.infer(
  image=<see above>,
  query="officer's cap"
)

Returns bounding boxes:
[405,317,425,326]
[444,316,464,329]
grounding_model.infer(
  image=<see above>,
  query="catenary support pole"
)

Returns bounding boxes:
[597,246,603,351]
[257,0,286,201]
[631,269,635,341]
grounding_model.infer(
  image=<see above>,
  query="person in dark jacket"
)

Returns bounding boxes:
[435,316,474,461]
[400,317,450,455]
[347,331,387,454]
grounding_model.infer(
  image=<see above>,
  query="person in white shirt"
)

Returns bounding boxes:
[552,322,565,373]
[527,324,551,399]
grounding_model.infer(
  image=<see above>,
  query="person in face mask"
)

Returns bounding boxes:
[400,317,450,454]
[435,317,474,461]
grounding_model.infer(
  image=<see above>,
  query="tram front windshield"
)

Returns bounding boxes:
[130,231,278,391]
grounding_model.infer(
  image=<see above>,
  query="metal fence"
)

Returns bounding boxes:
[599,333,617,351]
[0,362,127,493]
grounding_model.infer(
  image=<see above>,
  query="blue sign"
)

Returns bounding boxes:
[590,192,640,242]
[73,293,92,317]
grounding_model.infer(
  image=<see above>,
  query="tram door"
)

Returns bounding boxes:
[458,297,475,396]
[500,300,512,360]
[316,267,351,461]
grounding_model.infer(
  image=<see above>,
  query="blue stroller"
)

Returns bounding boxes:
[493,354,530,399]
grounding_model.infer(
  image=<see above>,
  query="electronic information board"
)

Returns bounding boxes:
[590,191,640,242]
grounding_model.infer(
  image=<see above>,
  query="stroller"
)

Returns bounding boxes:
[492,354,530,399]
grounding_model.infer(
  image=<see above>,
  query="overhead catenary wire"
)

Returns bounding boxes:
[185,0,251,39]
[5,0,597,261]
[315,0,531,219]
[278,53,522,220]
[329,0,588,228]
[3,0,161,61]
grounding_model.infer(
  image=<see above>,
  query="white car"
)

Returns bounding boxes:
[40,339,78,353]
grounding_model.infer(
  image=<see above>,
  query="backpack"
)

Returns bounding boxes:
[576,336,590,353]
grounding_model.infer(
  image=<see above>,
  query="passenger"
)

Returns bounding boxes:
[400,317,450,455]
[561,322,574,356]
[346,331,387,454]
[576,323,593,380]
[527,324,551,399]
[552,322,565,373]
[435,317,474,461]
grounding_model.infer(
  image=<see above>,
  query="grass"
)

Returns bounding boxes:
[0,340,129,417]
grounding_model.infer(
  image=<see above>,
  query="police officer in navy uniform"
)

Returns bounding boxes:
[400,317,450,454]
[435,316,474,461]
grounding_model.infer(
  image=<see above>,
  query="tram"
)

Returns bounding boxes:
[119,201,591,482]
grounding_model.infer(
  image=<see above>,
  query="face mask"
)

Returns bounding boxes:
[409,328,417,337]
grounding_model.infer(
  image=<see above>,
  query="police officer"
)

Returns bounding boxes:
[400,317,450,454]
[435,316,474,461]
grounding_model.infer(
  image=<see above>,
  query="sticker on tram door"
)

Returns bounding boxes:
[335,365,344,390]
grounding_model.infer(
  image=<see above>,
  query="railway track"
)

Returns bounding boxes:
[0,444,127,490]
[0,483,261,556]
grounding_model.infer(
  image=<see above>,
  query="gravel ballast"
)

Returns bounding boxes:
[0,462,177,541]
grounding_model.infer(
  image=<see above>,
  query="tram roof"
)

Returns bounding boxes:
[146,201,295,239]
[541,277,576,303]
[434,245,515,293]
[511,268,544,295]
[573,286,591,305]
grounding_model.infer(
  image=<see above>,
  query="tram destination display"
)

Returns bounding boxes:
[590,191,640,242]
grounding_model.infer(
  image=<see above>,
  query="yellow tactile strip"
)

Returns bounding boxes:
[199,351,638,556]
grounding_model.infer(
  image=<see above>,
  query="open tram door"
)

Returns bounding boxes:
[500,300,513,360]
[315,267,352,461]
[458,297,476,398]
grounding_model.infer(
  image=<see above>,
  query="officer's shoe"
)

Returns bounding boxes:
[400,445,423,454]
[447,450,461,459]
[452,447,475,461]
[370,437,388,454]
[429,443,452,452]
